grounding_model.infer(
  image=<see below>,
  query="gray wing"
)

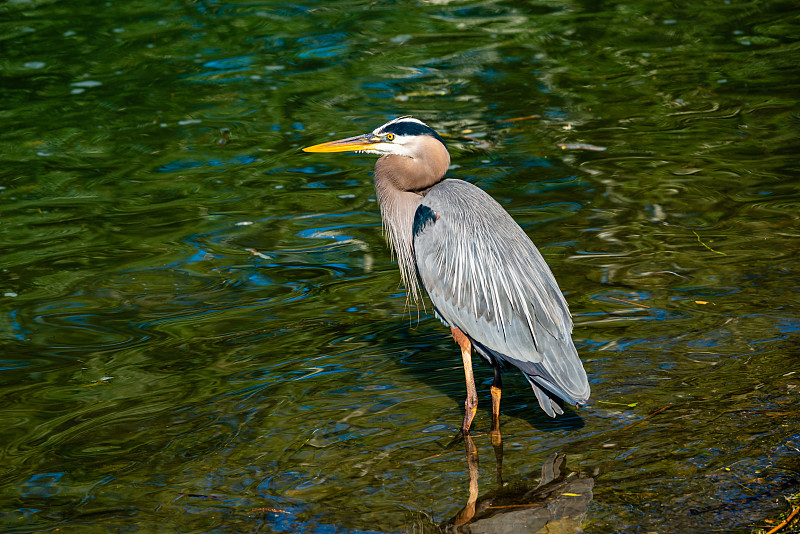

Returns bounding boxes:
[413,179,590,415]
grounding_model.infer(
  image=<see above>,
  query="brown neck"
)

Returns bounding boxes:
[372,135,450,303]
[374,146,449,193]
[373,167,424,303]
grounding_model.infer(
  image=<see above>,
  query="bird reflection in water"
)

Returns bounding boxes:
[444,433,593,533]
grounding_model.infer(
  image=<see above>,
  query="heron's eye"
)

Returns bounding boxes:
[386,133,395,141]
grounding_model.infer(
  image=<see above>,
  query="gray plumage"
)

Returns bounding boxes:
[303,116,590,422]
[414,179,589,416]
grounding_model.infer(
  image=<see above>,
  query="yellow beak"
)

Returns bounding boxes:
[302,133,380,153]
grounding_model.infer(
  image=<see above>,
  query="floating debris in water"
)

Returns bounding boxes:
[218,128,230,146]
[395,89,448,101]
[692,230,727,255]
[558,143,607,151]
[499,114,541,123]
[247,248,272,260]
[598,400,639,408]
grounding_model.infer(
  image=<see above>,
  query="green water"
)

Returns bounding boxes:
[1,1,799,532]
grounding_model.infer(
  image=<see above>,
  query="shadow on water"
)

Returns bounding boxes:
[382,319,588,434]
[441,434,593,533]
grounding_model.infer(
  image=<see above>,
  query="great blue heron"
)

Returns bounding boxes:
[303,117,590,434]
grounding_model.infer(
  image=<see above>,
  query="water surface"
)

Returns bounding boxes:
[1,0,799,532]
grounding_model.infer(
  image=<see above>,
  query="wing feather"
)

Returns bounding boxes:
[413,179,590,410]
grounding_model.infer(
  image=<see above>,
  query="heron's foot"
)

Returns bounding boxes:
[462,400,477,434]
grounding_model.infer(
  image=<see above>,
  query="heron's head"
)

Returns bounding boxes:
[302,117,447,160]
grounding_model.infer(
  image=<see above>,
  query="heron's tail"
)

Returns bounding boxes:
[526,374,588,418]
[471,334,590,418]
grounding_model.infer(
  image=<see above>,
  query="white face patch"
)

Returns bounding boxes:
[358,139,416,158]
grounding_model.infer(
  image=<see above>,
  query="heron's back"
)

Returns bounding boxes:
[413,179,590,414]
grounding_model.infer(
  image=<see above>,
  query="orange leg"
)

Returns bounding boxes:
[490,367,503,455]
[452,327,477,433]
[490,367,502,433]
